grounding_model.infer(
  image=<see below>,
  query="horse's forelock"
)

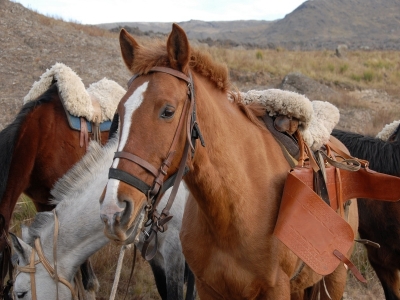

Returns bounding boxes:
[130,40,169,75]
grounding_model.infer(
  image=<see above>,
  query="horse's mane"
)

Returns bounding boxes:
[50,137,118,206]
[332,129,400,176]
[0,84,58,203]
[131,40,230,92]
[27,137,118,242]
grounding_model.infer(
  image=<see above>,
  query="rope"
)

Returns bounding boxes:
[109,245,129,300]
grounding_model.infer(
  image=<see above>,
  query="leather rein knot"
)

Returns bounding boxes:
[108,66,205,260]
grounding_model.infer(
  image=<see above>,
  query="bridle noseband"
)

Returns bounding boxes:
[108,66,205,260]
[16,210,79,300]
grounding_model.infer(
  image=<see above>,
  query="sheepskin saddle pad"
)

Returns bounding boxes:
[240,89,340,152]
[376,119,400,141]
[23,62,126,132]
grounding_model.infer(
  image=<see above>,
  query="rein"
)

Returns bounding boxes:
[108,66,205,260]
[16,210,79,300]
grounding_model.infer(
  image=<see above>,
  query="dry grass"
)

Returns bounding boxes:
[345,242,385,299]
[201,46,400,95]
[91,244,161,300]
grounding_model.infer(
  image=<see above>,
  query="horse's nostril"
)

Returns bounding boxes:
[114,211,121,223]
[100,211,122,226]
[100,214,109,224]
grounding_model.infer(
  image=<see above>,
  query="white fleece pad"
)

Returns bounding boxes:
[376,120,400,141]
[23,63,125,122]
[240,89,340,151]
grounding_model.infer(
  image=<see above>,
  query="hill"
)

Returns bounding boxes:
[99,0,400,50]
[0,0,131,128]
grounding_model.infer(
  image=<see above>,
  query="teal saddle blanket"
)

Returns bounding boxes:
[65,110,112,132]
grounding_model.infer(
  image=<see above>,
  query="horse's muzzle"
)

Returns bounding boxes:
[100,202,146,245]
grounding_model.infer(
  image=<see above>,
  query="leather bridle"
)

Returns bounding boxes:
[108,66,205,260]
[15,210,79,300]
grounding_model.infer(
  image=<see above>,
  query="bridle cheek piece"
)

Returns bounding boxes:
[108,66,205,260]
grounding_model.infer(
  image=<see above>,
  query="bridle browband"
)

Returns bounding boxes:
[108,66,205,260]
[16,210,80,300]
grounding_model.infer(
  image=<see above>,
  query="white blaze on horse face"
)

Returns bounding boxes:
[117,81,149,153]
[103,82,149,212]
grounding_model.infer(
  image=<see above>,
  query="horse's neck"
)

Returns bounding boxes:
[185,81,289,233]
[40,170,109,281]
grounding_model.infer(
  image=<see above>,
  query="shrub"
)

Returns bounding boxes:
[363,71,374,82]
[339,64,349,74]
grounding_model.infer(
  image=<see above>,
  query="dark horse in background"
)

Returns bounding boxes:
[332,126,400,300]
[0,82,113,298]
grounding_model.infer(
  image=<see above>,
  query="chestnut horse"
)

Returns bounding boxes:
[99,24,359,299]
[0,74,123,297]
[332,127,400,300]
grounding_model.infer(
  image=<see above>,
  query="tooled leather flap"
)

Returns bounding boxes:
[273,171,355,275]
[294,165,400,205]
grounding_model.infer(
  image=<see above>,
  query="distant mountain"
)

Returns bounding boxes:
[99,0,400,50]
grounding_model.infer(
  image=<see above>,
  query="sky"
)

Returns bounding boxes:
[12,0,306,25]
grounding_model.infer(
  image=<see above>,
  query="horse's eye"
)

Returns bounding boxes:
[160,106,175,119]
[16,291,27,298]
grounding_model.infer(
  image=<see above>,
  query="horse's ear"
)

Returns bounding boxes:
[119,28,140,72]
[9,233,32,266]
[167,23,190,72]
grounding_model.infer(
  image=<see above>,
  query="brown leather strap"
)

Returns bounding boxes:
[295,131,307,167]
[142,121,192,260]
[80,117,89,150]
[333,249,366,283]
[327,138,369,168]
[354,239,380,248]
[90,95,102,124]
[114,152,159,178]
[150,66,191,84]
[320,148,361,172]
[161,140,191,218]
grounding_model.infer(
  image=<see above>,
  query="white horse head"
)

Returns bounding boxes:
[10,137,117,300]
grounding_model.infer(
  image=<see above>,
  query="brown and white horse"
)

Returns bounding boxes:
[100,24,358,299]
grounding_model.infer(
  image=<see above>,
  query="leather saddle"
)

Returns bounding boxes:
[264,114,400,282]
